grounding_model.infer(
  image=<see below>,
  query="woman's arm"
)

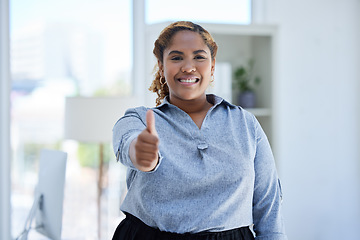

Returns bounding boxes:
[252,115,287,240]
[113,108,159,172]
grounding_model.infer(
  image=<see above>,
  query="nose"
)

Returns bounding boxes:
[181,60,196,73]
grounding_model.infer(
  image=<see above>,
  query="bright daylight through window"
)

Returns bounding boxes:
[146,0,251,24]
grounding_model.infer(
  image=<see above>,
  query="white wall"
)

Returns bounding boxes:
[264,0,360,239]
[0,0,12,239]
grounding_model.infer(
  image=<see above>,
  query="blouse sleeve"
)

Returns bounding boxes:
[112,107,146,171]
[252,115,288,240]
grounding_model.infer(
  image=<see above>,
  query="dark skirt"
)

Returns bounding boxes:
[112,213,255,240]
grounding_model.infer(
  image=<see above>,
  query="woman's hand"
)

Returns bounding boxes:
[130,110,159,172]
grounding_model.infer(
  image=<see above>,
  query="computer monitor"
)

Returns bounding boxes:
[16,149,67,240]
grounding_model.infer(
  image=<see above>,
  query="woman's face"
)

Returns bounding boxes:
[159,30,215,104]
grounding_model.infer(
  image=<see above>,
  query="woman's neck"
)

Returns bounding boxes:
[169,95,212,115]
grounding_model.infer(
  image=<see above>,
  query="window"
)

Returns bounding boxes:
[10,0,131,239]
[146,0,252,25]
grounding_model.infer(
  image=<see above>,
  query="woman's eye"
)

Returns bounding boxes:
[195,55,206,60]
[171,56,182,61]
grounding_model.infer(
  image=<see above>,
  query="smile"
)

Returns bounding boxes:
[179,78,199,83]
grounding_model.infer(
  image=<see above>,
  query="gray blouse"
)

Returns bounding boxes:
[112,94,287,240]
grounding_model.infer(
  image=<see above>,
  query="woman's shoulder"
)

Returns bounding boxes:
[114,106,150,126]
[215,96,256,121]
[124,105,149,115]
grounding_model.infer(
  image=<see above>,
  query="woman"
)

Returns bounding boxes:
[112,21,287,240]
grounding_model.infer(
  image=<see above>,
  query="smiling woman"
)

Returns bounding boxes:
[112,21,287,240]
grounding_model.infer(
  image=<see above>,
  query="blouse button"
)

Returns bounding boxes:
[197,142,208,150]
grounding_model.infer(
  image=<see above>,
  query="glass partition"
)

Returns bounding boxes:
[146,0,251,25]
[10,0,131,239]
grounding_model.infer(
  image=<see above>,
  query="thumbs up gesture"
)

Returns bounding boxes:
[130,110,159,172]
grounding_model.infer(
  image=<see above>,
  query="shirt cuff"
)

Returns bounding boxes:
[116,132,163,173]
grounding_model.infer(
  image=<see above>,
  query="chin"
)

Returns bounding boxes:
[179,93,204,101]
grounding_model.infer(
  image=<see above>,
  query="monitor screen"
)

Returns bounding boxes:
[35,149,67,240]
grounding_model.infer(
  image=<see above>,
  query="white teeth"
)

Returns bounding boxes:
[180,79,197,83]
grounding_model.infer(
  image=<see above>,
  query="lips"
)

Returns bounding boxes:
[179,78,199,83]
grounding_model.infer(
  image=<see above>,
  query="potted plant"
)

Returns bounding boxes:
[233,59,261,108]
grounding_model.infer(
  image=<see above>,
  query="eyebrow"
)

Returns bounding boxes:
[168,49,208,56]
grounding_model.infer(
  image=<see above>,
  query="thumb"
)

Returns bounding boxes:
[146,109,157,135]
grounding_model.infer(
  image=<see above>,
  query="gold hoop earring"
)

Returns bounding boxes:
[160,76,166,85]
[211,75,215,82]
